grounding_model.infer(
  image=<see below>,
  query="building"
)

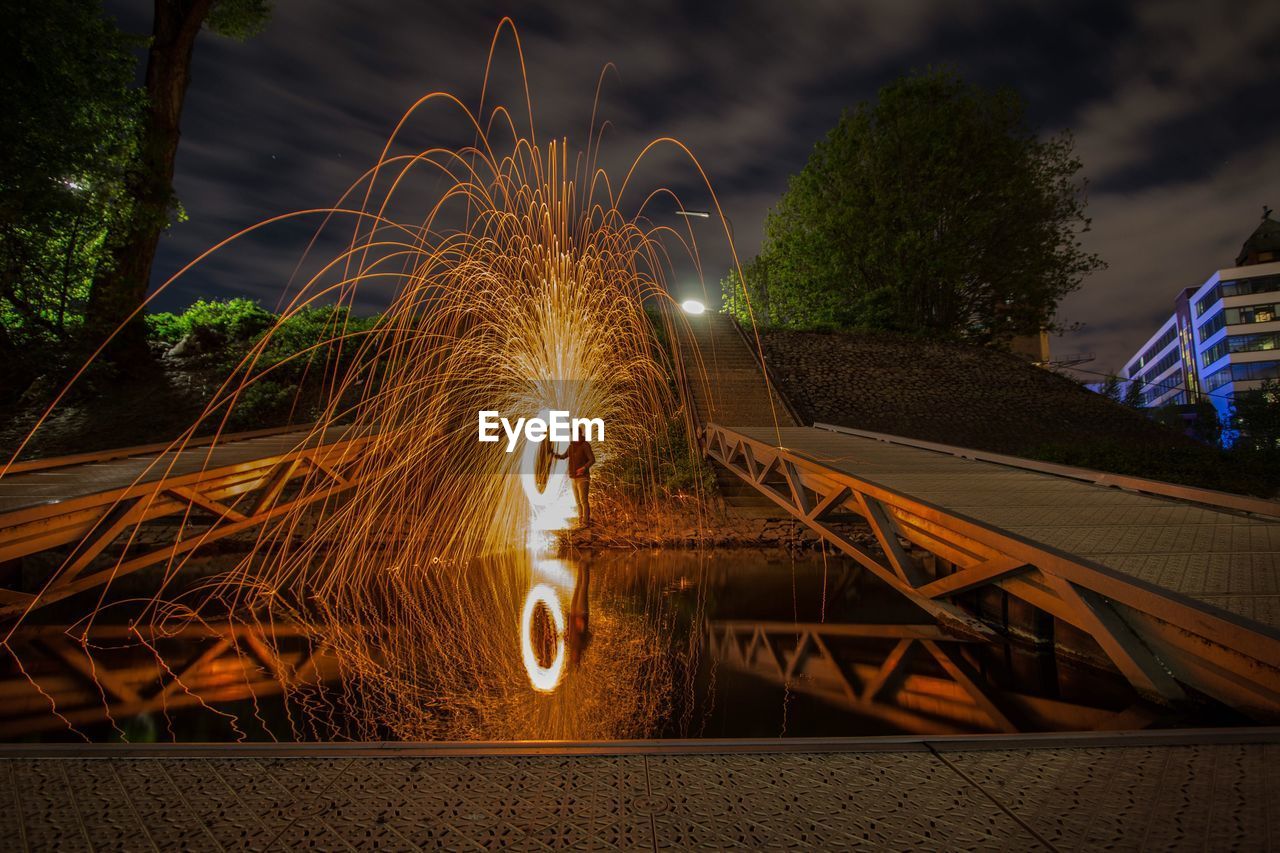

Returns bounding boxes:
[1119,208,1280,425]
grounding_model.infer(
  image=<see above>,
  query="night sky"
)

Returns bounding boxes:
[104,0,1280,375]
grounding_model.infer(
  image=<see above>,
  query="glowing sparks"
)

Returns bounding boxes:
[0,18,747,743]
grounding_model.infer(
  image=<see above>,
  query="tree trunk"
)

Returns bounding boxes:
[85,0,213,364]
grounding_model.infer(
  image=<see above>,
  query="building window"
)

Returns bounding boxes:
[1130,325,1179,371]
[1194,284,1221,317]
[1225,303,1280,325]
[1135,348,1181,382]
[1221,274,1280,299]
[1228,331,1280,354]
[1201,339,1230,367]
[1231,360,1280,383]
[1141,370,1184,406]
[1205,365,1233,391]
[1197,309,1226,339]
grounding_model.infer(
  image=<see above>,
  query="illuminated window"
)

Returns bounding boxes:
[1228,332,1280,354]
[1225,303,1280,325]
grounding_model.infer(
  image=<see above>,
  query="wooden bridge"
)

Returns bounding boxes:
[681,311,1280,719]
[0,311,1276,722]
[0,425,372,620]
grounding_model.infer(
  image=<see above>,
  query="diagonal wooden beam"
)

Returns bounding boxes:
[156,637,234,701]
[916,556,1029,599]
[857,494,929,587]
[921,640,1017,732]
[166,486,249,524]
[754,454,780,486]
[250,458,303,516]
[859,638,915,703]
[809,631,860,704]
[784,631,812,681]
[807,485,851,522]
[740,443,759,482]
[42,635,143,705]
[1042,575,1186,703]
[783,460,811,516]
[55,498,145,586]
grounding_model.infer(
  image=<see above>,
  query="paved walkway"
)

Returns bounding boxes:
[2,732,1275,850]
[739,426,1280,631]
[0,426,348,516]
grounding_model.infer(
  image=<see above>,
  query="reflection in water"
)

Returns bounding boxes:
[0,549,1246,742]
[521,555,593,692]
[521,582,565,692]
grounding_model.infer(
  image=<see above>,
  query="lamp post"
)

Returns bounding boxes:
[674,208,754,318]
[674,208,733,242]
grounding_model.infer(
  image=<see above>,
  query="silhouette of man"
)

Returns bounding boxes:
[552,436,595,527]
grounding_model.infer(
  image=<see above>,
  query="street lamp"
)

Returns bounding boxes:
[675,208,741,316]
[675,208,733,241]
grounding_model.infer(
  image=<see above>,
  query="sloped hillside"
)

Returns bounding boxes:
[760,328,1275,496]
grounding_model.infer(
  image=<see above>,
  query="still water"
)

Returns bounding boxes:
[0,549,1241,743]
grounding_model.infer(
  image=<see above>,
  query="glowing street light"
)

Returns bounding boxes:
[675,208,733,240]
[681,299,706,315]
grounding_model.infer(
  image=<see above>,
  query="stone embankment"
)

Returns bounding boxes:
[758,327,1197,456]
[558,511,825,552]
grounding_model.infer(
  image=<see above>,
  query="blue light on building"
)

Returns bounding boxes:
[1118,209,1280,427]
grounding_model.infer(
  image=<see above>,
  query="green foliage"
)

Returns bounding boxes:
[749,69,1103,340]
[228,305,380,427]
[251,305,378,373]
[1231,380,1280,453]
[606,416,715,501]
[146,297,273,345]
[141,300,381,428]
[206,0,273,39]
[0,0,142,391]
[1187,400,1223,446]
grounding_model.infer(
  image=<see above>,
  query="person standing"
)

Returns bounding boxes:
[553,436,595,527]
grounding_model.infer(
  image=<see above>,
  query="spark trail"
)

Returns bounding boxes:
[0,20,749,741]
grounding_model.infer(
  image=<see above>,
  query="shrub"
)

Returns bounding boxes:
[146,297,273,346]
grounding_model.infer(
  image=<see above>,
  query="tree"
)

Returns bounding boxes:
[1101,374,1121,402]
[85,0,272,361]
[1122,379,1143,409]
[752,69,1103,342]
[0,1,142,398]
[1231,380,1280,453]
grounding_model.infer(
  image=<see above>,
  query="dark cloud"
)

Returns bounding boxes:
[104,0,1280,372]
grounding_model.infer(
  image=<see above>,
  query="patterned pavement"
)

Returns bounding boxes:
[1,733,1276,850]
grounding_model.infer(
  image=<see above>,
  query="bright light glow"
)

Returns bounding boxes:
[681,299,706,315]
[521,411,575,543]
[520,583,566,692]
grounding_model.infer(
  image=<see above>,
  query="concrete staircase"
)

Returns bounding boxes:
[678,312,799,518]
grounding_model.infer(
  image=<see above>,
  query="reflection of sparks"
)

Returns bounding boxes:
[520,583,566,692]
[521,554,573,692]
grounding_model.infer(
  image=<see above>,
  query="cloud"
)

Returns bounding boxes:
[1058,137,1280,373]
[103,0,1279,377]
